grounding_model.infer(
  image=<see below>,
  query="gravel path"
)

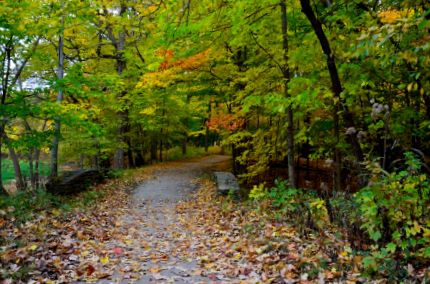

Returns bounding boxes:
[98,155,231,284]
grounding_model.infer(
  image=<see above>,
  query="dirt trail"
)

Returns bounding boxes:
[98,155,232,283]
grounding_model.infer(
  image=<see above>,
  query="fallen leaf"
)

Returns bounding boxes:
[100,256,109,264]
[86,264,96,276]
[113,247,123,255]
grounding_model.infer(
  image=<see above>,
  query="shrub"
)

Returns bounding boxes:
[0,189,60,223]
[355,152,430,275]
[249,180,329,231]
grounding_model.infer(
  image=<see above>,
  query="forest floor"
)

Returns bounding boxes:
[3,155,426,283]
[95,155,240,283]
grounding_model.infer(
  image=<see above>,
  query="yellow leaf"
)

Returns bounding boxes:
[149,267,161,273]
[53,258,62,268]
[29,244,38,251]
[100,256,109,264]
[140,107,156,115]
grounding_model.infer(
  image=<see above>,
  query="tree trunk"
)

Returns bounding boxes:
[7,143,25,190]
[205,124,209,153]
[182,140,187,155]
[151,138,157,163]
[50,0,65,178]
[113,30,127,169]
[79,154,85,169]
[0,133,4,195]
[182,94,191,155]
[205,100,212,153]
[280,0,296,188]
[125,115,134,168]
[159,136,163,162]
[300,0,364,191]
[28,149,35,189]
[34,147,41,188]
[424,91,430,121]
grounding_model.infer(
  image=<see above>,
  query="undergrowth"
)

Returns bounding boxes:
[0,187,109,226]
[248,151,430,281]
[165,145,223,161]
[1,159,49,184]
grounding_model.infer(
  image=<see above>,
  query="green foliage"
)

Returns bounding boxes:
[1,160,49,184]
[0,0,429,279]
[0,189,60,223]
[249,180,329,230]
[165,146,222,161]
[355,152,430,274]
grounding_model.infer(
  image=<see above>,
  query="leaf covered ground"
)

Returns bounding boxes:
[1,157,429,283]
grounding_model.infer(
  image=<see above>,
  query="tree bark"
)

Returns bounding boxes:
[150,138,157,163]
[113,30,127,169]
[182,94,191,155]
[2,134,25,190]
[280,0,296,188]
[50,0,65,178]
[28,149,35,188]
[205,100,212,153]
[34,147,41,188]
[159,135,163,162]
[300,0,364,190]
[0,132,4,194]
[8,147,25,190]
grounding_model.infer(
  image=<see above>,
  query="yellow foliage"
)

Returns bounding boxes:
[137,49,211,89]
[137,69,177,89]
[140,106,157,115]
[378,9,413,24]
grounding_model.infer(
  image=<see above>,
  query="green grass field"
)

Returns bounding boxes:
[1,159,49,184]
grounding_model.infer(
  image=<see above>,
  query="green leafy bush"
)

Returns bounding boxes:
[0,189,60,223]
[355,152,430,274]
[249,180,329,230]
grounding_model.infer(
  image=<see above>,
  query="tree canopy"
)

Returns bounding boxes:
[1,0,430,279]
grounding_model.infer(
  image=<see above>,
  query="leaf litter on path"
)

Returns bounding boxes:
[3,155,422,283]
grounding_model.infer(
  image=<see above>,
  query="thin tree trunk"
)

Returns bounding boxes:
[182,140,187,155]
[182,94,191,155]
[35,120,46,188]
[0,41,11,194]
[280,0,296,188]
[3,135,25,190]
[28,149,34,189]
[113,29,127,169]
[333,111,342,192]
[205,124,209,153]
[23,119,35,188]
[205,100,211,153]
[79,154,85,169]
[0,132,4,194]
[151,138,157,163]
[274,117,280,161]
[34,147,41,188]
[300,0,364,191]
[126,115,134,167]
[159,135,163,162]
[50,0,65,178]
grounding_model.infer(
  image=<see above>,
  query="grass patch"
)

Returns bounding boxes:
[0,186,109,224]
[165,145,223,161]
[0,189,60,223]
[1,159,49,184]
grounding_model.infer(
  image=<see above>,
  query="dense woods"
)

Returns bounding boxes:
[1,0,430,281]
